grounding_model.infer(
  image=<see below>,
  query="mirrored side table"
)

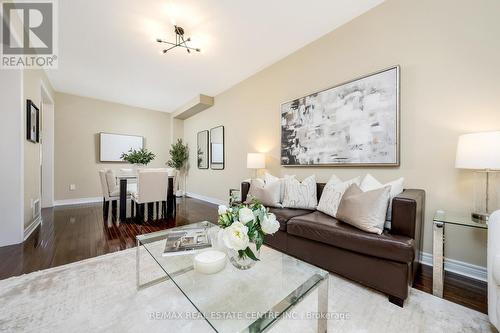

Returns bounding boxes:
[432,211,488,297]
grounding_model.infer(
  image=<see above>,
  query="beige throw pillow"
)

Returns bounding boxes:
[282,175,317,209]
[317,175,360,218]
[336,184,390,235]
[246,179,282,208]
[360,174,404,224]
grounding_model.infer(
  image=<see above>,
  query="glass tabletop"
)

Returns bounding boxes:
[433,211,488,229]
[136,221,329,333]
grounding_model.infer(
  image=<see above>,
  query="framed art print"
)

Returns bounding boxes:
[26,99,39,143]
[280,66,400,167]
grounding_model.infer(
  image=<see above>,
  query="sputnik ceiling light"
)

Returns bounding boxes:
[156,25,200,54]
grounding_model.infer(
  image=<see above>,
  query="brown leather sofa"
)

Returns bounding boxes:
[241,182,425,307]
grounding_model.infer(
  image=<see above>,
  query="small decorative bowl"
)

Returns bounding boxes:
[193,250,227,274]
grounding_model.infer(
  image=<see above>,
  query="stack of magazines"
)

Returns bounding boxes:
[162,225,212,256]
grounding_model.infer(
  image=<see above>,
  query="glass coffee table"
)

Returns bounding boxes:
[136,222,329,333]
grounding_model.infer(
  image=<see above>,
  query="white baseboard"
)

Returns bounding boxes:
[420,251,487,282]
[54,196,102,207]
[24,215,42,240]
[185,192,227,206]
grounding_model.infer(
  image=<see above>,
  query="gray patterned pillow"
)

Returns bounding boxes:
[282,175,317,209]
[317,176,360,218]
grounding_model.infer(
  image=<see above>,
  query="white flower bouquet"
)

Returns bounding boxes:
[217,199,280,264]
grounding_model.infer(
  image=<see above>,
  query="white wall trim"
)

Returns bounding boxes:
[40,82,55,208]
[420,251,487,282]
[54,196,102,207]
[185,192,227,206]
[55,193,228,207]
[24,215,42,241]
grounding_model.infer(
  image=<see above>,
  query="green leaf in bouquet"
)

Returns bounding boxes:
[254,232,264,251]
[244,247,260,261]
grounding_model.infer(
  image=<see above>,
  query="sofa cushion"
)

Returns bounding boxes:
[287,211,414,263]
[268,207,313,231]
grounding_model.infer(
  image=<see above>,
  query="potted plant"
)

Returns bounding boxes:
[167,139,189,197]
[120,148,156,168]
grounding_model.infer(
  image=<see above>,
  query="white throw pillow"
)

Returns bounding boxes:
[246,178,282,208]
[282,175,317,209]
[264,173,295,203]
[360,174,404,225]
[317,176,361,218]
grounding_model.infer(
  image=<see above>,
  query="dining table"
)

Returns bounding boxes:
[115,172,176,221]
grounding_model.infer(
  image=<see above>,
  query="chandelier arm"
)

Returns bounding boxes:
[179,35,190,49]
[163,45,178,53]
[159,40,179,47]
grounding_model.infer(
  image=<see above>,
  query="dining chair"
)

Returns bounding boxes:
[131,169,169,222]
[99,169,136,219]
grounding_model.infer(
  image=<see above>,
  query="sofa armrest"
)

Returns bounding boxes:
[241,182,250,203]
[391,189,425,239]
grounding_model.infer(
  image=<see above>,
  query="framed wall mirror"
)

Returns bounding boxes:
[210,126,224,170]
[197,130,209,169]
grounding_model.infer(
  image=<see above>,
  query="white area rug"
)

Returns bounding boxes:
[0,248,494,333]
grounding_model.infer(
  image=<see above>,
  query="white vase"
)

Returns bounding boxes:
[132,164,144,171]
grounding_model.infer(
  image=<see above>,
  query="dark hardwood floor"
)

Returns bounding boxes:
[413,262,488,314]
[0,197,218,280]
[0,197,487,314]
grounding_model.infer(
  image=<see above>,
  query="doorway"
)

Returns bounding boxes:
[40,83,54,208]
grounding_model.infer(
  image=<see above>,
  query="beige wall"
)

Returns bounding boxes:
[23,69,55,228]
[54,93,171,200]
[183,0,500,267]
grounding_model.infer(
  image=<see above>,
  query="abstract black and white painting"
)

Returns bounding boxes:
[281,66,399,166]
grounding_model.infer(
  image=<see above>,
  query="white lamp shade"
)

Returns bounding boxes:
[247,153,265,169]
[455,131,500,170]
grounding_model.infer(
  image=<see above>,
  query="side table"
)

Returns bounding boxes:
[432,210,487,297]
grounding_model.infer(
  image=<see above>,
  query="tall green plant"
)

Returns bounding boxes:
[167,139,189,170]
[120,148,156,165]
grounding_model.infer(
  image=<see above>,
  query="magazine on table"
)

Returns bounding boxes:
[162,226,212,256]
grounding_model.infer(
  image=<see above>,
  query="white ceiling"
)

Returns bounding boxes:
[47,0,384,112]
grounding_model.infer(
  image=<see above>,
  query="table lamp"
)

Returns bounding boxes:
[455,131,500,222]
[247,153,265,179]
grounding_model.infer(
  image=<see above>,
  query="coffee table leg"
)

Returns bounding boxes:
[136,238,193,290]
[433,221,444,297]
[136,238,141,289]
[317,277,328,333]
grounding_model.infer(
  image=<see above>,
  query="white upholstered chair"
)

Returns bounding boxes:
[98,169,136,218]
[488,210,500,330]
[131,169,169,222]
